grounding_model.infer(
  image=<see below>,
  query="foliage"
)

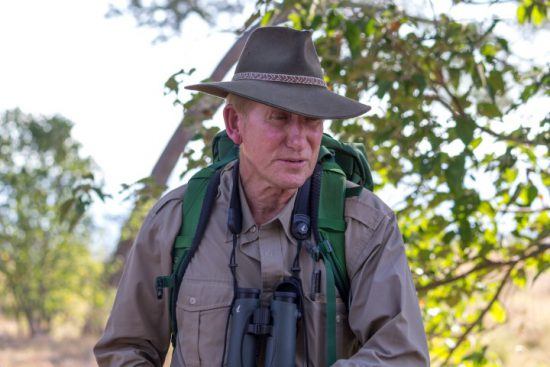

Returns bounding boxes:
[118,0,549,365]
[107,0,245,42]
[0,109,108,336]
[283,2,549,365]
[453,0,548,25]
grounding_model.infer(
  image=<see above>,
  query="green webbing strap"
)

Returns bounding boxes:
[165,157,237,344]
[159,130,375,351]
[319,162,350,305]
[317,161,348,365]
[173,157,237,265]
[322,248,337,366]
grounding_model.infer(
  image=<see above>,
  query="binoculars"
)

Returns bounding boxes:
[226,279,302,367]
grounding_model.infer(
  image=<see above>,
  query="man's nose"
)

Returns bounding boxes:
[285,114,310,150]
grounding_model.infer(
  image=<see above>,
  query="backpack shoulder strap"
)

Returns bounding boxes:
[317,160,350,304]
[311,161,349,366]
[173,156,236,268]
[155,158,232,346]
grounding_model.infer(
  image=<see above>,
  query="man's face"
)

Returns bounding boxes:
[233,101,323,191]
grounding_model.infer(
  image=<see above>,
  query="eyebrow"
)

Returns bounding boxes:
[269,108,288,114]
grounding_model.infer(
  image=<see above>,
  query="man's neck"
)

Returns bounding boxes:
[238,166,297,225]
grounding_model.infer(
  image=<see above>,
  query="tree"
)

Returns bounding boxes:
[110,0,549,364]
[0,109,107,336]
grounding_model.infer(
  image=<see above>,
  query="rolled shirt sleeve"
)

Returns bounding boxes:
[94,187,186,366]
[334,210,430,366]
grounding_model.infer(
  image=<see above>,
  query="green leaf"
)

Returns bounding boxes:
[496,37,510,52]
[310,15,322,29]
[503,168,518,183]
[470,137,482,149]
[448,68,461,89]
[517,5,527,24]
[411,73,427,94]
[532,4,545,25]
[288,13,302,29]
[519,184,538,205]
[345,21,362,58]
[479,202,495,216]
[445,155,466,195]
[455,116,476,145]
[527,184,538,203]
[376,80,392,98]
[260,10,273,26]
[442,231,456,243]
[164,76,178,93]
[477,102,502,118]
[488,70,505,96]
[327,10,341,29]
[481,43,497,57]
[512,267,528,288]
[58,199,74,221]
[521,84,538,101]
[489,301,506,323]
[365,18,376,36]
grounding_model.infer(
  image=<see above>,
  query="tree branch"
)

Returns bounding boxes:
[442,264,514,365]
[108,8,291,283]
[342,1,440,25]
[498,206,550,214]
[477,124,544,147]
[417,243,549,293]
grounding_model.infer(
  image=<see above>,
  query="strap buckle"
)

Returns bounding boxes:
[305,241,320,261]
[155,275,174,300]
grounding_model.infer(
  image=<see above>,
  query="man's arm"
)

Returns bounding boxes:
[334,212,430,366]
[94,189,185,366]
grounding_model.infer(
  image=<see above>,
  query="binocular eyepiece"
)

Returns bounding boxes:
[226,280,302,367]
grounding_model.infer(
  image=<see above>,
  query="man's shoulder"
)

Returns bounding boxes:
[343,181,395,232]
[150,183,188,216]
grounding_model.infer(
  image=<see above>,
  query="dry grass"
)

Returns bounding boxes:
[0,274,548,366]
[483,273,550,367]
[0,318,96,367]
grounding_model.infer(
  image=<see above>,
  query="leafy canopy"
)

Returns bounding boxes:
[118,0,549,365]
[0,109,107,336]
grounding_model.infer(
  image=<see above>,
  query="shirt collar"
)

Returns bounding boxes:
[222,161,299,246]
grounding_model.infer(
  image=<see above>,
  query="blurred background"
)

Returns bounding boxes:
[0,0,548,366]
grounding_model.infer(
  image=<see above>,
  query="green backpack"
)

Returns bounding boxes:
[156,130,373,365]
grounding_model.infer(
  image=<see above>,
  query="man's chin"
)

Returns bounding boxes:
[275,174,310,190]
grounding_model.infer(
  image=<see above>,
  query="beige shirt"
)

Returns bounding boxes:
[94,163,429,366]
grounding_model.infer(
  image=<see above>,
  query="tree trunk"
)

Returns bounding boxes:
[107,28,256,285]
[107,11,291,285]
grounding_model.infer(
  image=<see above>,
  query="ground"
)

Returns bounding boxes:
[0,274,548,366]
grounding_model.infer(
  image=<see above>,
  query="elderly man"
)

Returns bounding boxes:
[95,26,429,366]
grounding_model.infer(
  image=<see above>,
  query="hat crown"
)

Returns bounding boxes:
[235,27,324,79]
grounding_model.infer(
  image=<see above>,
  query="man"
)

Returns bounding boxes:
[95,26,430,366]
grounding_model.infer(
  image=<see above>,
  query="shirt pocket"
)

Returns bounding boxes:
[301,294,358,366]
[176,278,233,367]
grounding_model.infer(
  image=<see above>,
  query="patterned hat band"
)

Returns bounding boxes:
[233,72,327,88]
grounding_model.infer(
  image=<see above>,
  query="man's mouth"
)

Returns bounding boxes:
[279,159,307,166]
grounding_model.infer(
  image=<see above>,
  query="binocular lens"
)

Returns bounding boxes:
[273,291,297,303]
[236,287,261,299]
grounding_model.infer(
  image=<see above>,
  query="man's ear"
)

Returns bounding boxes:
[223,104,243,145]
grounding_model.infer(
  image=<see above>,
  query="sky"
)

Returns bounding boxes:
[0,0,247,254]
[0,1,548,255]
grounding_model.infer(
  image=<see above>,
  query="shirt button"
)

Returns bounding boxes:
[250,226,257,233]
[336,315,341,323]
[189,297,196,305]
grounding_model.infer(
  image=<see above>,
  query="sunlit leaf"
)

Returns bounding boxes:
[477,102,502,118]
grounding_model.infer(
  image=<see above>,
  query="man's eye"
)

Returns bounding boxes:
[306,118,321,123]
[272,114,287,120]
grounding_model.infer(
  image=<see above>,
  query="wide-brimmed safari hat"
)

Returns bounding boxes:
[185,26,370,119]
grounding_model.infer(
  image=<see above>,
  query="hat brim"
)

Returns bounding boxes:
[184,80,370,120]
